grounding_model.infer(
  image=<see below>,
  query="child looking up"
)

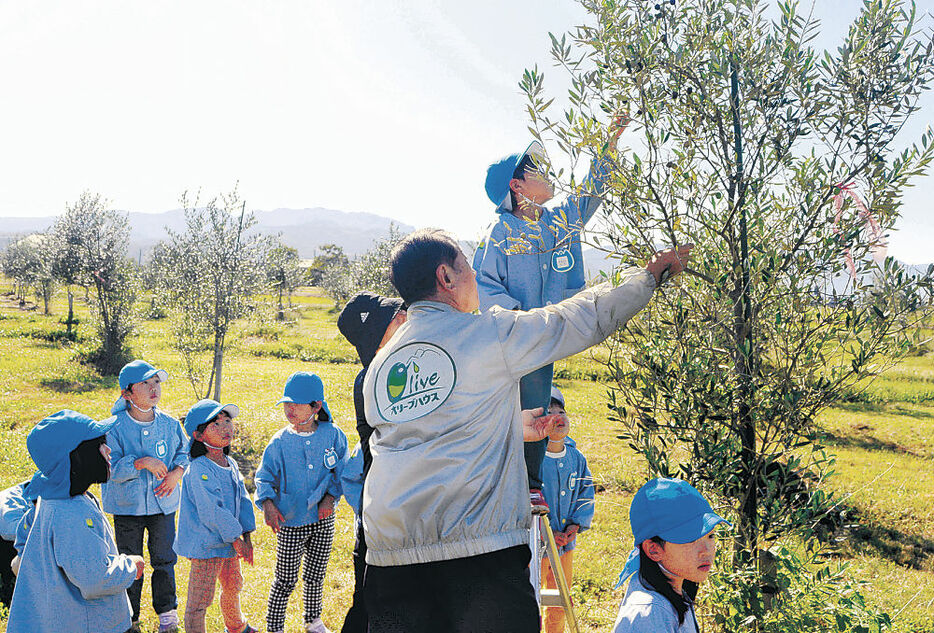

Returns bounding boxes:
[540,386,594,633]
[175,399,257,633]
[255,371,348,633]
[7,410,145,633]
[102,359,188,633]
[473,116,628,513]
[613,478,730,633]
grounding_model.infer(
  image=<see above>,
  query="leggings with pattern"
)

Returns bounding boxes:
[184,556,246,633]
[266,514,335,631]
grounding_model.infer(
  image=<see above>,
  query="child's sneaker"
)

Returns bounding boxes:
[530,488,549,515]
[305,617,333,633]
[157,609,179,633]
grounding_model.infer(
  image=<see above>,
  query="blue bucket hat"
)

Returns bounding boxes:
[112,360,169,415]
[26,410,118,500]
[276,372,332,421]
[485,140,546,211]
[615,478,730,588]
[183,399,240,438]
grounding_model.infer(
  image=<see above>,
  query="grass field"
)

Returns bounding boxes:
[0,283,932,632]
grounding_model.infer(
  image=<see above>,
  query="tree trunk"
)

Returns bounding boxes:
[66,289,75,336]
[277,287,284,321]
[730,56,758,559]
[212,332,224,401]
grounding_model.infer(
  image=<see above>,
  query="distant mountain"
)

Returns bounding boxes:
[0,207,415,260]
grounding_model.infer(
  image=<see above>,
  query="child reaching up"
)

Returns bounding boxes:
[175,399,257,633]
[613,478,730,633]
[102,359,188,633]
[7,410,145,633]
[473,115,628,514]
[255,371,348,633]
[540,386,594,633]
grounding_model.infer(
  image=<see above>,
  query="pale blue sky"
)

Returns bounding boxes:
[0,1,931,262]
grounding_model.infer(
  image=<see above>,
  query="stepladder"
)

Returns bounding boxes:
[530,513,580,633]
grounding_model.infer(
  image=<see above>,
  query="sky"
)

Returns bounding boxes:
[0,0,932,262]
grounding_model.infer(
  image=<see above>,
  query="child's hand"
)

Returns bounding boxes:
[233,536,254,565]
[128,554,146,580]
[263,499,285,533]
[135,456,168,479]
[565,524,580,545]
[610,111,631,144]
[553,531,569,547]
[154,466,184,497]
[318,494,336,520]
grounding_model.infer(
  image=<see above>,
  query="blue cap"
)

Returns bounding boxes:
[485,140,545,211]
[277,372,332,421]
[550,385,565,407]
[183,399,240,438]
[615,478,730,588]
[118,360,168,390]
[26,410,118,500]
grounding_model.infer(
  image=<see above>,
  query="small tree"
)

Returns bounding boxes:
[0,234,51,308]
[524,0,933,628]
[157,187,272,400]
[305,243,349,287]
[265,243,302,321]
[320,225,406,306]
[50,193,137,371]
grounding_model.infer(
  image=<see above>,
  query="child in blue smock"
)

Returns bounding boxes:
[7,410,145,633]
[102,359,188,633]
[255,372,349,633]
[473,116,627,513]
[540,386,595,633]
[0,479,34,608]
[613,479,730,633]
[175,399,257,633]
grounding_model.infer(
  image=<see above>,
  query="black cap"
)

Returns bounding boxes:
[338,291,405,367]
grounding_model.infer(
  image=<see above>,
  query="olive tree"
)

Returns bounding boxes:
[265,242,303,321]
[523,0,933,628]
[156,187,272,400]
[50,193,138,371]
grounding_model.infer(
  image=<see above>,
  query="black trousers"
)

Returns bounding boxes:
[340,517,368,633]
[113,513,178,620]
[0,536,16,609]
[364,544,540,633]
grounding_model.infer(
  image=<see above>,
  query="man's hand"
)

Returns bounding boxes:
[318,494,336,521]
[262,499,285,533]
[521,407,560,442]
[646,244,693,286]
[135,456,168,479]
[128,554,146,580]
[154,466,184,497]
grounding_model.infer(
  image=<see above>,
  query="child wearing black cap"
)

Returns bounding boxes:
[7,410,145,633]
[336,291,406,633]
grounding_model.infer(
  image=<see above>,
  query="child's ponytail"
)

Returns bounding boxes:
[638,538,698,626]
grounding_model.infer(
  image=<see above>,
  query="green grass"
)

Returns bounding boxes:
[0,282,933,631]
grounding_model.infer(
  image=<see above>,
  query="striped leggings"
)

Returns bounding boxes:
[184,556,245,633]
[266,515,335,631]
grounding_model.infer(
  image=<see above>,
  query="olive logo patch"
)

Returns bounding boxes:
[375,342,456,423]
